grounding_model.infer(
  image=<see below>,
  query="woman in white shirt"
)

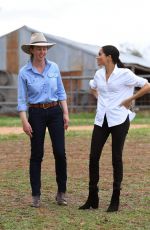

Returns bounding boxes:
[79,45,150,212]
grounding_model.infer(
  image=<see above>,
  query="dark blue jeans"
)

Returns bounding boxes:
[28,105,67,196]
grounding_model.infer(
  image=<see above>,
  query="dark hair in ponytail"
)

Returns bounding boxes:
[117,58,125,68]
[102,45,125,68]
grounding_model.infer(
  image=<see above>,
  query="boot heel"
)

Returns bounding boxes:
[107,190,120,212]
[91,196,99,209]
[79,200,91,210]
[79,187,99,210]
[79,194,99,210]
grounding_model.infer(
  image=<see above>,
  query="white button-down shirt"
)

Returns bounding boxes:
[89,65,148,127]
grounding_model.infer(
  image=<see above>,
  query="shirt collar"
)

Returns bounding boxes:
[26,58,51,72]
[102,64,119,76]
[26,60,33,70]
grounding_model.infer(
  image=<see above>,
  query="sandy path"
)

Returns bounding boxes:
[0,124,150,135]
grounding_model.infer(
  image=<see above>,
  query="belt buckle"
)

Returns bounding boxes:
[42,103,49,109]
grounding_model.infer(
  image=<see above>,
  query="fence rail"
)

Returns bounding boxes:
[0,76,150,113]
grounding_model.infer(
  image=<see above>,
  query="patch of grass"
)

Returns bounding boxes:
[69,112,150,126]
[0,113,95,127]
[0,127,150,142]
[69,113,95,126]
[66,130,92,137]
[0,133,26,141]
[0,111,150,127]
[66,127,150,139]
[0,168,149,230]
[128,127,150,139]
[0,127,150,229]
[132,118,150,124]
[0,115,21,127]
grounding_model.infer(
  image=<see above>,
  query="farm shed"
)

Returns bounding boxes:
[0,25,150,113]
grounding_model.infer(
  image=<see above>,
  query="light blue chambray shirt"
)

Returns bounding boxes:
[17,59,67,112]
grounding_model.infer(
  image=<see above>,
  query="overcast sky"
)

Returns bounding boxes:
[0,0,150,52]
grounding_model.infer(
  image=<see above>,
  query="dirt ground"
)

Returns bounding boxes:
[0,128,150,229]
[0,132,149,203]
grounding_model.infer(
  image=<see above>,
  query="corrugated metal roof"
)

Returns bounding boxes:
[25,26,150,69]
[24,26,99,56]
[1,25,150,69]
[120,52,150,68]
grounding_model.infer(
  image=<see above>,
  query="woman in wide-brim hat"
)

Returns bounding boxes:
[21,32,56,54]
[18,32,69,208]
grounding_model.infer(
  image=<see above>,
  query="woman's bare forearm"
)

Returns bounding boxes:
[130,83,150,101]
[19,111,33,137]
[59,100,69,130]
[19,111,28,124]
[120,83,150,108]
[91,89,98,99]
[59,100,69,115]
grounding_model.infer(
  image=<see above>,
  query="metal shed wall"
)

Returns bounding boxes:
[0,36,7,71]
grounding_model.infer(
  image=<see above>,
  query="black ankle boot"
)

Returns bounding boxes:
[79,189,99,210]
[107,189,120,212]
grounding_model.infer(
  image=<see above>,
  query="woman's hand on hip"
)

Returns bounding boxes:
[63,113,69,130]
[22,121,33,138]
[120,98,133,109]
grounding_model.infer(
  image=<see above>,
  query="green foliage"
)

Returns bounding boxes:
[0,111,149,127]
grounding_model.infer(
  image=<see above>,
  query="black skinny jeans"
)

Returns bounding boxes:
[28,105,67,196]
[89,115,130,191]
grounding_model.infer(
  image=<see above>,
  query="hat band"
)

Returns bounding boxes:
[31,41,49,44]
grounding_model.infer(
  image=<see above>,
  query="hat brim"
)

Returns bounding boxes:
[21,43,56,54]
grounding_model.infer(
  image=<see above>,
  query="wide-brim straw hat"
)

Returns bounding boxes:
[21,32,56,54]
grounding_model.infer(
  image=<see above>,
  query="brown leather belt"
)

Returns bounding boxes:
[29,101,59,109]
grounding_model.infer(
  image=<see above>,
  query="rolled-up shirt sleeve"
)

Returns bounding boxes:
[89,74,97,89]
[17,71,28,112]
[125,70,148,88]
[56,66,67,101]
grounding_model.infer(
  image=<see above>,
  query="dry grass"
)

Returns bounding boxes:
[0,128,150,230]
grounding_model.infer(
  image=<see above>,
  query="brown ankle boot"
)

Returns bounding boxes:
[31,196,40,208]
[56,192,67,206]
